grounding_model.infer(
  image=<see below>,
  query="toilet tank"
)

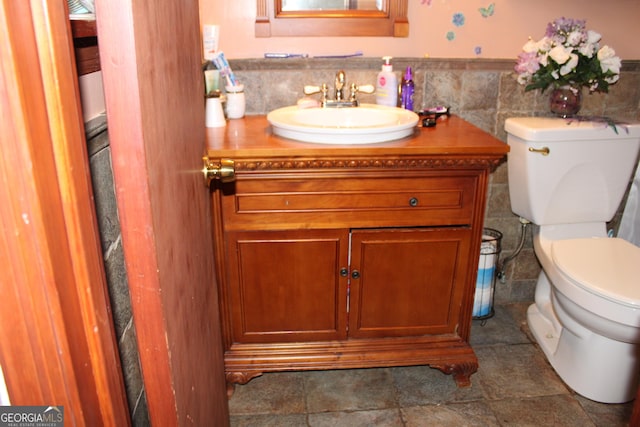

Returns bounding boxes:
[505,117,640,225]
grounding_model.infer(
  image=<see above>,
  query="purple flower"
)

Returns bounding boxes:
[515,52,540,74]
[546,17,587,42]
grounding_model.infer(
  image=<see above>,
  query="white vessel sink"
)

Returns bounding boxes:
[267,103,419,144]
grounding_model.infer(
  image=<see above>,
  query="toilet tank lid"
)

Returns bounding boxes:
[505,117,640,142]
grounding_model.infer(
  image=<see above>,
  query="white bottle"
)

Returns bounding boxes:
[376,56,398,107]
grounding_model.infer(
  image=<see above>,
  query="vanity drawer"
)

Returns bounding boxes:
[221,173,479,229]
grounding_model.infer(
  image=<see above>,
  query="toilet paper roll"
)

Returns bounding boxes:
[478,253,496,269]
[473,288,494,317]
[476,266,495,288]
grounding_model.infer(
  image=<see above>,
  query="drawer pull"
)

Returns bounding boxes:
[340,268,349,277]
[409,197,419,207]
[351,270,361,279]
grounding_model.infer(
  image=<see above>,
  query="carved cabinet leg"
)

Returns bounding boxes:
[226,382,235,398]
[225,371,263,397]
[431,361,478,387]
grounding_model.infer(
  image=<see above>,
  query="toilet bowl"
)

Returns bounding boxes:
[505,117,640,403]
[528,225,640,403]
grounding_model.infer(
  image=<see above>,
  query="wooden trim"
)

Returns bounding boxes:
[71,20,100,75]
[94,0,177,423]
[255,0,409,37]
[0,0,128,423]
[96,0,230,424]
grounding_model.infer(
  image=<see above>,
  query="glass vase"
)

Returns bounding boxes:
[549,86,582,118]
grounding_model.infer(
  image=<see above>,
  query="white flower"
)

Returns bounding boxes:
[539,52,549,67]
[566,30,583,47]
[537,37,553,53]
[522,39,538,53]
[517,74,530,85]
[578,31,601,57]
[586,30,602,45]
[549,45,571,65]
[606,74,620,84]
[598,45,621,75]
[560,53,579,75]
[523,37,552,54]
[578,42,597,58]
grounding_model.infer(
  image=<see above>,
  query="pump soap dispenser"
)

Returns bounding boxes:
[376,56,398,107]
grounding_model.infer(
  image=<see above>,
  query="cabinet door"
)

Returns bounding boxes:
[226,229,349,343]
[349,228,472,339]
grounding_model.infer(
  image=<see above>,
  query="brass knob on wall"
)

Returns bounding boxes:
[202,157,235,187]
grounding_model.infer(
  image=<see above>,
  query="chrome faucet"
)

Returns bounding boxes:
[304,70,374,108]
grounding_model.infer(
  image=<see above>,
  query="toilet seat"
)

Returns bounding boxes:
[551,237,640,309]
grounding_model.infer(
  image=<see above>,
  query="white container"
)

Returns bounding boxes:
[225,84,245,119]
[375,56,398,107]
[205,96,226,128]
[202,24,219,61]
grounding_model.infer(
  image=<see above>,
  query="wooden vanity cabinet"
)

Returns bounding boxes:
[207,116,508,392]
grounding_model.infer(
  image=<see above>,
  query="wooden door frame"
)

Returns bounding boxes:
[95,0,230,424]
[0,0,129,424]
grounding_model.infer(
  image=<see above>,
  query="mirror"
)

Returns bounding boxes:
[256,0,408,37]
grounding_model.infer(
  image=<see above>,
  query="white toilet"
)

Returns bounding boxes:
[505,117,640,403]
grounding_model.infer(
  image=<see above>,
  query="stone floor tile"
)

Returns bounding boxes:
[230,413,308,427]
[488,394,596,426]
[470,303,531,347]
[401,402,500,426]
[575,394,633,427]
[225,304,635,426]
[303,368,397,413]
[228,372,307,415]
[308,408,403,427]
[474,344,569,400]
[392,365,485,407]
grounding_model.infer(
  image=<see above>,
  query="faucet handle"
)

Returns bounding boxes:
[357,84,375,94]
[304,85,322,95]
[349,83,376,104]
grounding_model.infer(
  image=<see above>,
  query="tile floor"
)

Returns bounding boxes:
[228,303,635,426]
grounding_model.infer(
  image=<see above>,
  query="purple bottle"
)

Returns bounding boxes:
[400,66,415,111]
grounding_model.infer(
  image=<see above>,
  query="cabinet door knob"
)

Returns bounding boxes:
[351,270,360,279]
[340,268,349,277]
[409,197,419,207]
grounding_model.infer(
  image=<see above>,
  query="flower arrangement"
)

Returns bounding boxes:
[515,18,621,93]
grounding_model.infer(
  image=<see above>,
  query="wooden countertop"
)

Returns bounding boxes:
[206,114,509,160]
